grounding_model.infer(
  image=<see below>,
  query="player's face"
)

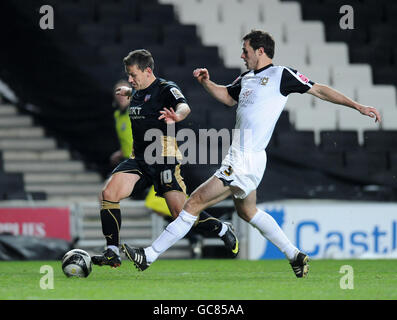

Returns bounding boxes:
[241,40,259,70]
[126,64,151,91]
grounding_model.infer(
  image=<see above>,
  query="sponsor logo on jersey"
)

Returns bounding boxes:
[170,87,184,100]
[130,107,142,115]
[239,88,254,106]
[261,77,269,86]
[129,106,145,119]
[297,72,309,84]
[224,165,233,176]
[144,94,151,102]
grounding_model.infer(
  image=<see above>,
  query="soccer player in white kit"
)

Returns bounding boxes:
[123,30,381,277]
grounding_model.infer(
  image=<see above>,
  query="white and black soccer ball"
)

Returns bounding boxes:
[62,249,92,278]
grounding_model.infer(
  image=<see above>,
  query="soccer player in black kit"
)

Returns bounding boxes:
[92,49,238,267]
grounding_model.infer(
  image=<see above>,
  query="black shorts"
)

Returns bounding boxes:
[112,158,187,197]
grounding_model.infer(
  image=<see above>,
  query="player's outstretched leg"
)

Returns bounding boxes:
[289,251,309,278]
[193,211,239,257]
[220,222,239,257]
[91,200,122,268]
[122,244,150,271]
[91,248,122,268]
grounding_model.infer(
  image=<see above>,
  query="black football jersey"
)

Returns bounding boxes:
[128,78,187,160]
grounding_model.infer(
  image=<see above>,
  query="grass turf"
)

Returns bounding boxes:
[0,259,396,300]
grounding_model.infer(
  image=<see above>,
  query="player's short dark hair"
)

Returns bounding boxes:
[123,49,155,71]
[243,30,275,59]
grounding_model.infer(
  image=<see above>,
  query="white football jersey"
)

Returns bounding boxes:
[227,64,314,152]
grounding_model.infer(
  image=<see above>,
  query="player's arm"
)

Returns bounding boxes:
[158,85,191,124]
[158,103,191,124]
[193,68,237,107]
[115,86,133,97]
[307,83,381,122]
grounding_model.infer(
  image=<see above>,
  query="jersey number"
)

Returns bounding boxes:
[160,169,173,185]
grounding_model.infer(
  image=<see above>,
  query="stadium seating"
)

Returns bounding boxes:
[319,130,360,152]
[78,23,117,47]
[183,45,222,68]
[120,24,160,48]
[0,102,103,201]
[363,130,397,152]
[345,150,389,175]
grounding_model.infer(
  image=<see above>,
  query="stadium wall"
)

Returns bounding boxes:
[247,200,397,260]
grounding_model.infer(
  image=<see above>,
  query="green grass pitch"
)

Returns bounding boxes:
[0,259,396,300]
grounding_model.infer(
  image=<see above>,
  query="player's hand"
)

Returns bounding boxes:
[357,105,381,123]
[158,107,181,124]
[193,68,210,84]
[115,86,132,98]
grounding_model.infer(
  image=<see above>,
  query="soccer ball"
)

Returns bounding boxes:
[62,249,92,278]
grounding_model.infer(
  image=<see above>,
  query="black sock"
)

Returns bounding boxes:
[100,200,121,247]
[192,211,223,237]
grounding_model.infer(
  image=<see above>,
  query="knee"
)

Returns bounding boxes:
[236,207,257,222]
[184,192,204,215]
[101,186,120,202]
[168,207,180,219]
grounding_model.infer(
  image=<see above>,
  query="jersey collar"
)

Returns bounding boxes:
[138,78,159,93]
[253,63,273,74]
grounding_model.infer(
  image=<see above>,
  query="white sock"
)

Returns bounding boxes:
[144,210,197,263]
[249,209,298,261]
[218,223,228,237]
[107,245,119,256]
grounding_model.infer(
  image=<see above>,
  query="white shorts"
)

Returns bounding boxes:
[214,146,267,199]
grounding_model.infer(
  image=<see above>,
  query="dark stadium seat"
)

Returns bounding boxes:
[99,44,130,64]
[277,131,316,150]
[120,24,160,48]
[349,44,392,67]
[369,25,397,46]
[311,150,345,169]
[207,107,236,131]
[345,150,388,175]
[78,24,117,47]
[0,173,25,200]
[320,130,359,152]
[187,90,217,109]
[98,3,136,26]
[186,107,208,128]
[162,66,199,93]
[384,3,397,26]
[162,24,200,48]
[392,47,397,66]
[390,151,397,172]
[89,64,125,90]
[29,192,47,200]
[363,130,397,152]
[350,4,384,28]
[372,66,397,87]
[58,43,104,66]
[146,44,182,69]
[183,46,222,68]
[139,4,176,26]
[57,3,95,29]
[209,67,241,86]
[275,111,292,132]
[361,0,391,5]
[326,25,368,45]
[300,3,336,27]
